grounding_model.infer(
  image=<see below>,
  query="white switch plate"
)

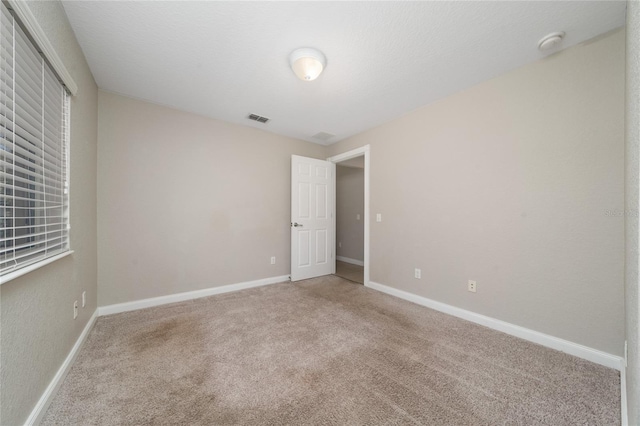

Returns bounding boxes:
[270,256,276,265]
[82,291,86,308]
[468,280,477,293]
[356,214,361,220]
[414,268,421,279]
[73,301,78,319]
[338,242,342,248]
[376,213,382,222]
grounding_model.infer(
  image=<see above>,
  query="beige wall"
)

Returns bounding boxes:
[336,165,364,262]
[0,2,99,425]
[97,92,325,306]
[328,29,625,356]
[625,1,640,423]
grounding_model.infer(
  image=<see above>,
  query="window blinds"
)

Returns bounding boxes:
[0,3,70,277]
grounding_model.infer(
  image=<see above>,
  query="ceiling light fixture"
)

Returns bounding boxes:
[537,32,565,51]
[289,48,326,81]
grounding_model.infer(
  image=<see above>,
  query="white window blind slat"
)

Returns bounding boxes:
[1,227,66,244]
[43,137,61,155]
[3,194,45,204]
[9,132,58,163]
[14,86,40,122]
[1,242,65,267]
[14,73,42,110]
[1,152,65,178]
[1,240,46,256]
[14,56,41,90]
[6,224,47,232]
[0,58,14,80]
[14,107,42,136]
[14,64,41,101]
[0,25,12,43]
[14,24,40,58]
[1,215,63,222]
[0,246,68,271]
[43,111,61,131]
[0,2,70,278]
[0,183,64,203]
[15,24,41,64]
[44,126,62,144]
[0,158,48,178]
[44,77,61,100]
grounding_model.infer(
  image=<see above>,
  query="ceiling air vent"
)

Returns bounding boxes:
[248,113,270,124]
[312,132,335,142]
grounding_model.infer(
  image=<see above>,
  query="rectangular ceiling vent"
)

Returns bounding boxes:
[312,132,335,142]
[248,113,270,124]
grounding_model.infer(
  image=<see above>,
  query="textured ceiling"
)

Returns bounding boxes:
[61,1,626,145]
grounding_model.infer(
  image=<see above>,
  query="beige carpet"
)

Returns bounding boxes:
[43,276,620,425]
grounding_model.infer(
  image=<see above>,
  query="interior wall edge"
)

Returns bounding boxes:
[624,0,640,424]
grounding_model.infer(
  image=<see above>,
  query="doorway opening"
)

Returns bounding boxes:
[327,145,370,286]
[334,158,365,283]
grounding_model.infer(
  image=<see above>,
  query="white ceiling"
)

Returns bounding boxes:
[61,1,626,145]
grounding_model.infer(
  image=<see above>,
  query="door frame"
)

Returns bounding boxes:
[327,144,370,286]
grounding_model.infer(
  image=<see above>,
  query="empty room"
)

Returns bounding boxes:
[1,1,639,425]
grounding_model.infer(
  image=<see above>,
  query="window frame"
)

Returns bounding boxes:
[0,0,76,284]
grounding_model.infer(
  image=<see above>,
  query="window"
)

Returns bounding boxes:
[0,3,71,278]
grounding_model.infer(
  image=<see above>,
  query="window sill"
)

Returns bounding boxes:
[0,251,74,285]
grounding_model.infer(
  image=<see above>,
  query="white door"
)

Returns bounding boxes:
[291,155,335,281]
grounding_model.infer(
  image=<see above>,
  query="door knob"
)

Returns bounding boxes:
[292,222,303,227]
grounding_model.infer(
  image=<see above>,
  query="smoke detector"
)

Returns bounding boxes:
[538,32,565,51]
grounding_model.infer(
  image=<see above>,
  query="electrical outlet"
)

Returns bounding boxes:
[376,213,382,222]
[338,242,342,248]
[270,256,276,265]
[356,214,361,220]
[414,268,421,279]
[468,280,477,293]
[82,291,86,308]
[73,301,78,319]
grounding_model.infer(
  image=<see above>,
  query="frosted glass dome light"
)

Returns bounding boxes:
[290,48,326,81]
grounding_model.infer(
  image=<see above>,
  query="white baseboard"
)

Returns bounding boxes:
[366,281,624,371]
[98,275,290,316]
[336,256,364,267]
[24,309,98,426]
